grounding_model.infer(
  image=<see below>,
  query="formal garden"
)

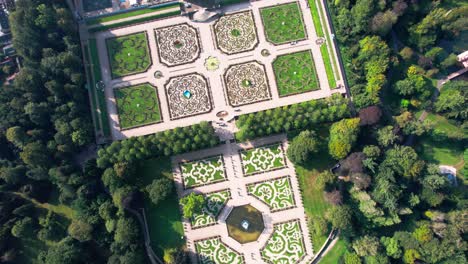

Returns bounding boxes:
[213,11,259,54]
[240,143,287,175]
[261,220,307,264]
[273,50,320,96]
[224,61,271,107]
[106,32,151,79]
[195,237,245,264]
[191,190,231,229]
[260,2,307,45]
[247,176,296,212]
[165,73,213,120]
[180,155,226,189]
[114,83,162,129]
[154,23,201,67]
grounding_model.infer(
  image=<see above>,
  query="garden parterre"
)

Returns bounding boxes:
[114,83,162,129]
[180,155,226,189]
[240,143,287,175]
[172,136,314,264]
[91,0,345,140]
[105,32,151,79]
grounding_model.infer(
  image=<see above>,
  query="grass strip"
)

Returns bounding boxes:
[86,2,180,25]
[88,10,180,33]
[88,39,111,137]
[83,44,102,132]
[317,0,341,81]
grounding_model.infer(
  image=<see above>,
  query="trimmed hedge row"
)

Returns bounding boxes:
[236,94,350,141]
[88,10,180,33]
[96,122,220,168]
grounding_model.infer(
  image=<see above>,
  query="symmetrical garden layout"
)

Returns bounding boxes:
[172,135,313,264]
[90,0,346,140]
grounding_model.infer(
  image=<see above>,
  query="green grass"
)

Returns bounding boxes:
[424,112,465,136]
[114,84,162,129]
[308,0,339,88]
[292,126,335,251]
[88,11,181,33]
[86,3,180,25]
[88,39,111,137]
[260,2,306,44]
[273,50,320,96]
[106,32,151,79]
[136,157,184,257]
[416,136,465,170]
[319,239,347,264]
[83,44,102,132]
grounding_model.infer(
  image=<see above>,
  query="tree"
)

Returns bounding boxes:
[113,162,136,180]
[376,126,398,147]
[344,251,362,264]
[146,178,173,206]
[413,223,433,243]
[19,142,50,167]
[403,249,421,264]
[324,189,343,205]
[434,81,467,120]
[180,193,205,219]
[350,173,371,190]
[380,236,402,259]
[309,216,328,237]
[325,205,352,230]
[287,130,318,164]
[358,106,382,126]
[352,235,380,257]
[11,217,34,238]
[383,146,424,178]
[5,126,28,148]
[68,220,93,242]
[114,217,139,246]
[371,10,398,36]
[315,171,336,191]
[399,47,414,61]
[41,237,87,264]
[328,118,361,159]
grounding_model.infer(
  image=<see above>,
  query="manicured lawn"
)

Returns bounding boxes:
[106,32,151,79]
[137,157,184,257]
[320,239,347,264]
[260,2,306,44]
[114,84,162,129]
[191,190,230,228]
[88,39,111,137]
[308,0,339,88]
[416,136,464,170]
[86,3,180,25]
[247,176,295,211]
[292,126,335,251]
[83,44,101,132]
[273,50,320,96]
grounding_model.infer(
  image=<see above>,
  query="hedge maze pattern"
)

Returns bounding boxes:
[261,220,306,264]
[114,84,162,129]
[180,155,226,189]
[224,61,271,107]
[196,237,245,264]
[165,73,213,120]
[214,11,258,54]
[106,32,151,79]
[240,143,286,175]
[154,23,201,67]
[273,50,320,96]
[192,190,231,229]
[260,2,307,45]
[247,176,296,212]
